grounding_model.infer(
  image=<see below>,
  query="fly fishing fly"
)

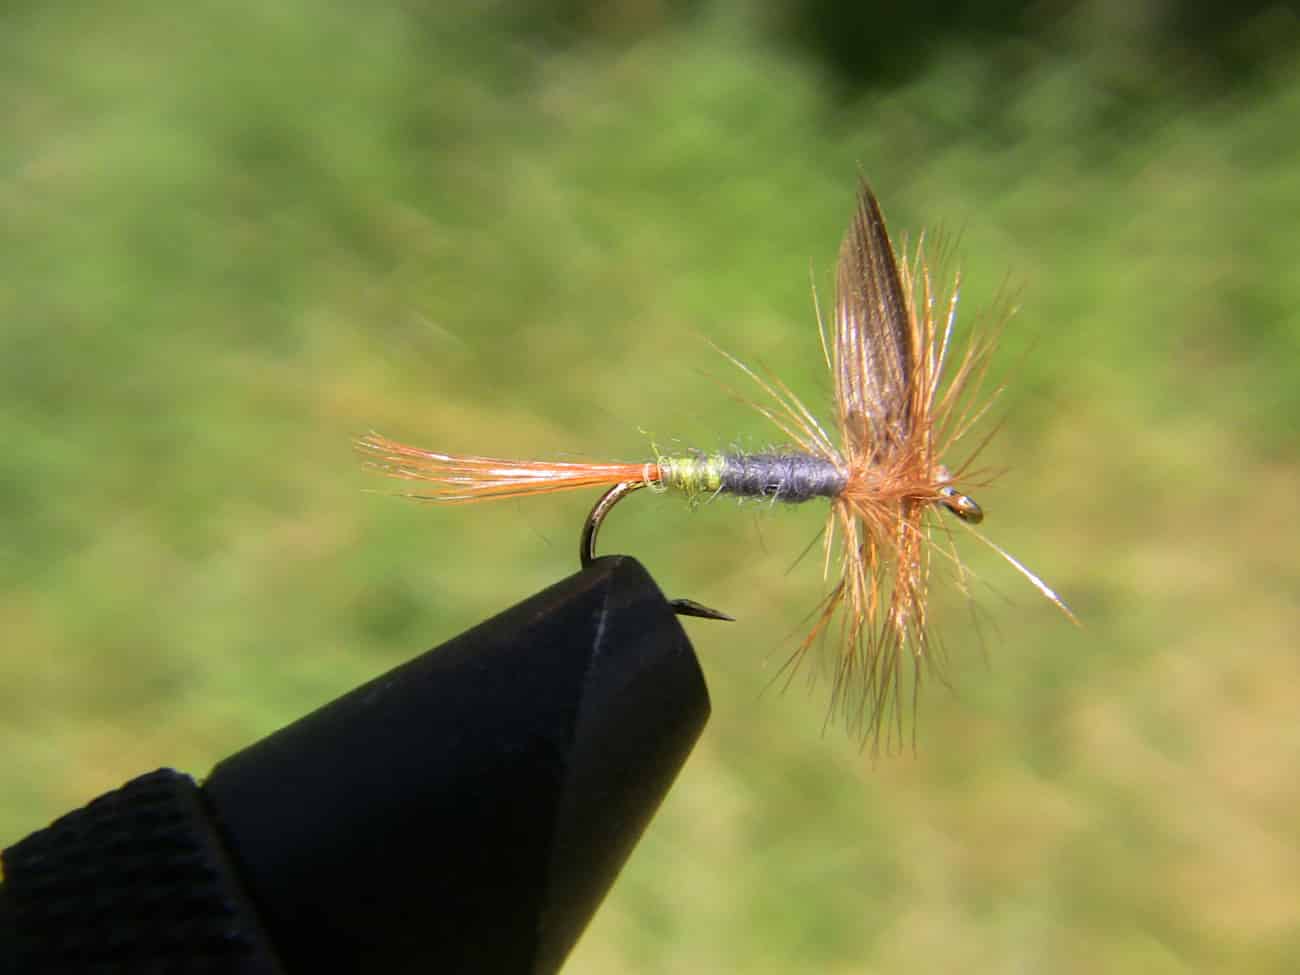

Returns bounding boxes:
[360,179,1075,743]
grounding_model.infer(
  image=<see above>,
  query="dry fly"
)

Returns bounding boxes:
[359,179,1075,744]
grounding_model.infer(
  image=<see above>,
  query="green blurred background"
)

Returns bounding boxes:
[4,1,1299,970]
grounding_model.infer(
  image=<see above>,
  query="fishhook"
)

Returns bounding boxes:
[580,481,734,622]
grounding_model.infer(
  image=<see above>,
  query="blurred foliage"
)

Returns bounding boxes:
[776,0,1300,91]
[3,1,1300,971]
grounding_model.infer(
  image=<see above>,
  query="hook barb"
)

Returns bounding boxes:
[581,481,734,622]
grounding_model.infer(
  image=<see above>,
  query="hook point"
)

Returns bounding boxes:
[669,598,735,622]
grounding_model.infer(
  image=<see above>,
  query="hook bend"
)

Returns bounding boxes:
[580,481,734,622]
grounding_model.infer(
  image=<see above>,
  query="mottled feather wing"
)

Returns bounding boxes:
[834,182,914,460]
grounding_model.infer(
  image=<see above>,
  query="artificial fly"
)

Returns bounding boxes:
[359,179,1075,743]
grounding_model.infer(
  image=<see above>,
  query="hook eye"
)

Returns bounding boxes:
[581,481,734,622]
[937,485,984,524]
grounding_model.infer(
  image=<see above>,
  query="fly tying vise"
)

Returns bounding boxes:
[360,178,1074,740]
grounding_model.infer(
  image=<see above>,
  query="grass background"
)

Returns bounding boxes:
[4,1,1299,970]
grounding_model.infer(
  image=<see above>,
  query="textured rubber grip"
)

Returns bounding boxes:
[1,768,283,974]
